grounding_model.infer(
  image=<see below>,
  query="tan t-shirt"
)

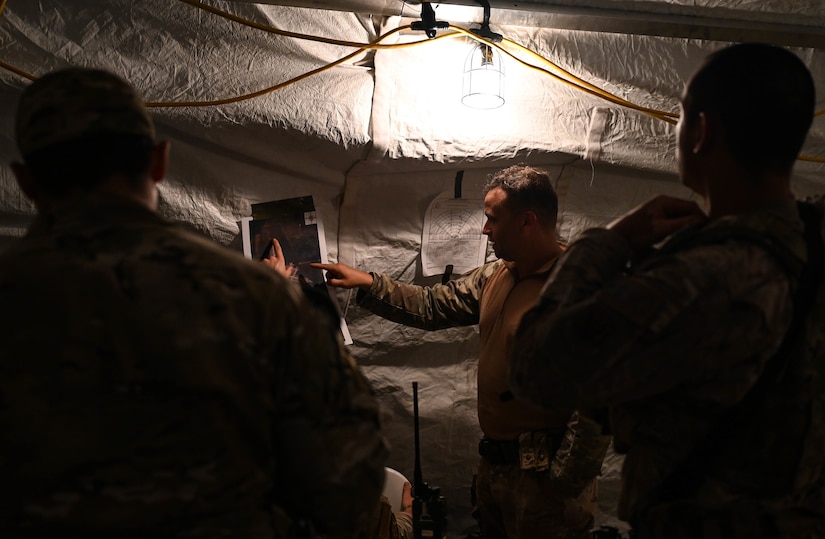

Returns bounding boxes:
[477,260,572,439]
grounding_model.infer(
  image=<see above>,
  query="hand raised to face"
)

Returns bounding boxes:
[608,195,708,250]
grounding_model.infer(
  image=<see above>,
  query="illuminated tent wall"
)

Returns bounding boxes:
[1,1,824,535]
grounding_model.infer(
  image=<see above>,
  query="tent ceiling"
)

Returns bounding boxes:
[2,0,824,204]
[232,0,825,48]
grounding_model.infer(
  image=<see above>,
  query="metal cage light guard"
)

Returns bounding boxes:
[462,0,505,109]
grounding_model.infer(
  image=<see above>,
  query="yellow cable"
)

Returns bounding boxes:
[0,59,36,81]
[435,30,601,98]
[146,24,412,107]
[1,0,812,122]
[798,154,825,163]
[506,38,678,118]
[160,4,825,121]
[1,0,823,159]
[178,0,421,51]
[502,44,675,121]
[439,26,676,124]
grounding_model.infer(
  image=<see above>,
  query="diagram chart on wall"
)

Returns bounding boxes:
[421,192,488,277]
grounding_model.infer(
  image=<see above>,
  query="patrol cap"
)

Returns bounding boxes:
[15,67,156,158]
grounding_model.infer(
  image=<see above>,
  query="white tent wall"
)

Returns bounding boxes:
[2,0,825,537]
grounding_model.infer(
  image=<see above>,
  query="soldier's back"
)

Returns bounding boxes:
[0,195,343,537]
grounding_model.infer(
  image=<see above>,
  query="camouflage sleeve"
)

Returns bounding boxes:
[272,285,389,536]
[355,261,503,330]
[510,227,794,411]
[395,511,414,539]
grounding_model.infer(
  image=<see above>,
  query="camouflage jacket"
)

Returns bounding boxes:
[511,197,825,537]
[356,260,503,330]
[0,194,388,538]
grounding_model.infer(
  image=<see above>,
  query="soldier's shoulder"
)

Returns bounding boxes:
[164,226,293,288]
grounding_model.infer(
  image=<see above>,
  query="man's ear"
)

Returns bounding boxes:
[10,162,40,204]
[522,210,538,229]
[692,111,716,154]
[149,140,170,184]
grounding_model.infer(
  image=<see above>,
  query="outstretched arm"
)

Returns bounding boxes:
[311,261,373,290]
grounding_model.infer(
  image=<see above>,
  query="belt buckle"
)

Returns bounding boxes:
[518,432,535,470]
[518,431,553,471]
[533,431,551,472]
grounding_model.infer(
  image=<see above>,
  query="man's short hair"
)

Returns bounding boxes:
[685,43,815,177]
[484,164,559,227]
[15,67,157,195]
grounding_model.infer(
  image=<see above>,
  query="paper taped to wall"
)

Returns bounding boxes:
[421,192,488,277]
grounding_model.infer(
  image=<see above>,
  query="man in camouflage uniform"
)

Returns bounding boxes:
[0,67,388,538]
[511,43,825,538]
[313,165,611,539]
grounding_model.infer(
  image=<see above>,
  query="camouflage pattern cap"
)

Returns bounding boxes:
[15,67,156,157]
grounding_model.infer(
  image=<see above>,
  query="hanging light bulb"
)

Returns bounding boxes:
[462,0,505,109]
[462,42,505,109]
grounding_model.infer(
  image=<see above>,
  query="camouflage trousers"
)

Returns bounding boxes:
[474,457,598,539]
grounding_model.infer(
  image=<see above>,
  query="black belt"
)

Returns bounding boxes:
[478,436,521,465]
[478,430,564,468]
